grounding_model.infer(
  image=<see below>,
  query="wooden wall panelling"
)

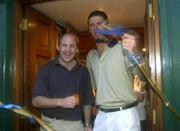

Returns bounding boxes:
[77,31,95,63]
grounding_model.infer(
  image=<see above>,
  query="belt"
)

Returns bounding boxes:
[99,101,138,113]
[42,113,63,120]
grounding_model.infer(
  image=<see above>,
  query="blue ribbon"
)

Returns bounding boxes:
[0,104,21,109]
[122,48,140,65]
[0,103,35,124]
[28,116,36,124]
[133,53,144,64]
[96,26,127,36]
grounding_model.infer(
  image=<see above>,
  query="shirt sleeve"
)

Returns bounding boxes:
[81,67,95,105]
[86,52,96,89]
[32,66,50,98]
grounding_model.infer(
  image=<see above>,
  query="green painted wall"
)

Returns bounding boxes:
[0,0,14,130]
[159,0,180,130]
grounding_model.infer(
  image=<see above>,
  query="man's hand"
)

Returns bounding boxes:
[134,75,145,101]
[122,33,136,54]
[134,75,144,92]
[58,95,77,108]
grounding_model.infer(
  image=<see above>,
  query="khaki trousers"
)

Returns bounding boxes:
[41,114,84,131]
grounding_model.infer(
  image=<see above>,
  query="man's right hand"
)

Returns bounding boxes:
[57,95,77,108]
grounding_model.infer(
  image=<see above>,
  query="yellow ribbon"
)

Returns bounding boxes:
[0,101,53,131]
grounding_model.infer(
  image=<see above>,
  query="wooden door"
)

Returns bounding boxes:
[24,6,57,131]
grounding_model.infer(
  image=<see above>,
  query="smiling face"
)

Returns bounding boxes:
[58,33,77,64]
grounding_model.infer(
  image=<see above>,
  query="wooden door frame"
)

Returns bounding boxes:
[13,0,26,130]
[146,0,163,130]
[14,0,164,131]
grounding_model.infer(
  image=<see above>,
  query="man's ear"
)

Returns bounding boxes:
[56,44,60,51]
[76,48,79,54]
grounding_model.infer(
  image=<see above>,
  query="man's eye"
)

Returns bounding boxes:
[61,44,66,47]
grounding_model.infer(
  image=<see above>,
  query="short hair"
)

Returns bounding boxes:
[59,32,79,46]
[88,10,108,21]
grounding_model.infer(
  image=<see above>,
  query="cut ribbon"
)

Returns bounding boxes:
[96,26,127,36]
[0,103,35,124]
[0,101,53,131]
[121,49,180,120]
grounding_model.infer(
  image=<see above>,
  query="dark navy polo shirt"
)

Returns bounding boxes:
[32,57,94,121]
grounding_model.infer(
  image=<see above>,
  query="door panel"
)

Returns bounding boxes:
[24,6,57,131]
[145,0,163,130]
[159,0,180,131]
[36,56,50,71]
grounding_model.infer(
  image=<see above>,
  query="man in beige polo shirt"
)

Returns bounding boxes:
[86,10,141,131]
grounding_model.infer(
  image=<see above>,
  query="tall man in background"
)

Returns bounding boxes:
[86,10,141,131]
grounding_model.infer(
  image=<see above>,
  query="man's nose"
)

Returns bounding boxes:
[66,46,71,52]
[95,24,100,30]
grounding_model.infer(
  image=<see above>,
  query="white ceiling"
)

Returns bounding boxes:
[32,0,146,31]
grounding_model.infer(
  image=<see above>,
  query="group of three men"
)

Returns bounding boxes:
[32,10,146,131]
